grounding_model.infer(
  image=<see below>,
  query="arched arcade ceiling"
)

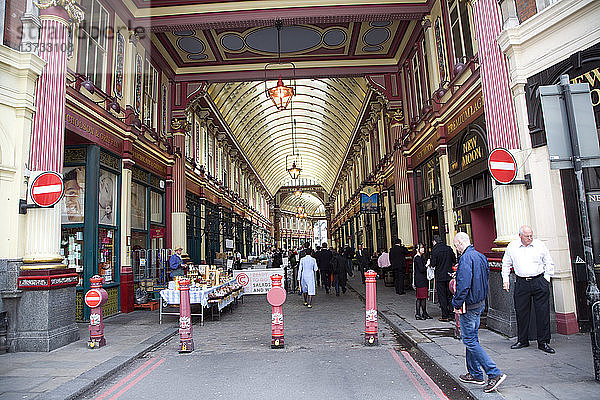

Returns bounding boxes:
[280,192,326,218]
[206,77,369,195]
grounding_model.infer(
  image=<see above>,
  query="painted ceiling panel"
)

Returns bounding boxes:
[207,77,368,194]
[156,21,408,68]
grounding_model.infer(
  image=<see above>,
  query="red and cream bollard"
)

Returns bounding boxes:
[266,274,286,349]
[178,278,194,353]
[364,270,378,346]
[85,275,108,349]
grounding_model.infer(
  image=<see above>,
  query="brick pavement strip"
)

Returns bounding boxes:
[346,273,598,400]
[0,311,177,400]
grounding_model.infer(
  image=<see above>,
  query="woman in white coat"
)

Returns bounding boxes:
[298,248,318,308]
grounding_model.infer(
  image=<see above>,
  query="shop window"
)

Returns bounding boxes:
[448,0,474,63]
[150,190,163,223]
[77,0,108,89]
[99,169,117,225]
[61,228,84,286]
[62,166,86,224]
[99,228,115,283]
[131,182,147,230]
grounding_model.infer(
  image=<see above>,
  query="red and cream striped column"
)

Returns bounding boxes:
[23,3,82,270]
[171,118,188,252]
[470,0,530,248]
[391,124,414,247]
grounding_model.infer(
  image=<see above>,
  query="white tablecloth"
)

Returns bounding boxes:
[160,279,238,307]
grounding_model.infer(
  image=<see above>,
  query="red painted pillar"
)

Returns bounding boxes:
[364,270,378,346]
[178,278,194,353]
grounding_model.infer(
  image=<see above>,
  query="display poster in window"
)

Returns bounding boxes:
[360,186,379,214]
[131,182,146,230]
[62,166,85,223]
[114,32,125,98]
[99,170,117,225]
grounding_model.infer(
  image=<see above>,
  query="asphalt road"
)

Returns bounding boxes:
[79,288,472,400]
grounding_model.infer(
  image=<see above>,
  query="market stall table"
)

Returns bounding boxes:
[159,279,243,325]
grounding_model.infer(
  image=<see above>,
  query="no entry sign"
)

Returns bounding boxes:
[30,171,64,207]
[85,289,103,308]
[488,148,517,184]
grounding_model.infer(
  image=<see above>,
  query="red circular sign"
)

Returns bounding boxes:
[236,273,249,286]
[85,289,102,308]
[266,287,287,306]
[30,171,64,207]
[488,148,517,184]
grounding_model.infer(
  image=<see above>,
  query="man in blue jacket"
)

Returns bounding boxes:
[452,232,506,393]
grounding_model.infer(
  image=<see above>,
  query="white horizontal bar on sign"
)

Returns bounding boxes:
[32,184,62,195]
[489,161,515,171]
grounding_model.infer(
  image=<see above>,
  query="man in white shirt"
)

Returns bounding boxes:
[502,225,555,354]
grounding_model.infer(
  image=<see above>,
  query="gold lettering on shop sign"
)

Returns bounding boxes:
[65,112,120,150]
[572,67,600,107]
[415,143,434,164]
[447,96,484,135]
[461,135,483,168]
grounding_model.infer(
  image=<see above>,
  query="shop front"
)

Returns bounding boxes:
[526,41,600,330]
[448,115,496,254]
[62,146,122,321]
[130,164,167,287]
[410,133,445,251]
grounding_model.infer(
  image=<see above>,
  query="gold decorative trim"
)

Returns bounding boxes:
[34,0,84,24]
[21,263,68,270]
[491,247,507,253]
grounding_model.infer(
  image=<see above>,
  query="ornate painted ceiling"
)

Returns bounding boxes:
[206,77,369,195]
[154,21,409,69]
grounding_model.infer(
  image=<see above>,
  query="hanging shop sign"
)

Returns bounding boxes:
[360,186,379,214]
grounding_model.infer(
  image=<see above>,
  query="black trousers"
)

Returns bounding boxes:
[394,268,405,294]
[321,270,331,291]
[436,280,452,318]
[514,276,551,344]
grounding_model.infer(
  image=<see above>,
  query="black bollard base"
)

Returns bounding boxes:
[271,337,284,349]
[364,334,378,346]
[179,339,194,353]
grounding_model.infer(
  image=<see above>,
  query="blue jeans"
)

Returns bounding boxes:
[459,303,502,380]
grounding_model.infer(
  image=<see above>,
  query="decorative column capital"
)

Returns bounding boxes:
[34,0,84,24]
[171,117,190,134]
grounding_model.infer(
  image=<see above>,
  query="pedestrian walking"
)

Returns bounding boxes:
[431,235,457,321]
[316,242,333,294]
[413,243,431,320]
[314,245,322,287]
[298,248,318,308]
[390,238,409,295]
[331,248,352,296]
[356,244,371,283]
[272,248,283,269]
[452,232,506,393]
[502,225,555,354]
[377,249,391,279]
[343,243,355,274]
